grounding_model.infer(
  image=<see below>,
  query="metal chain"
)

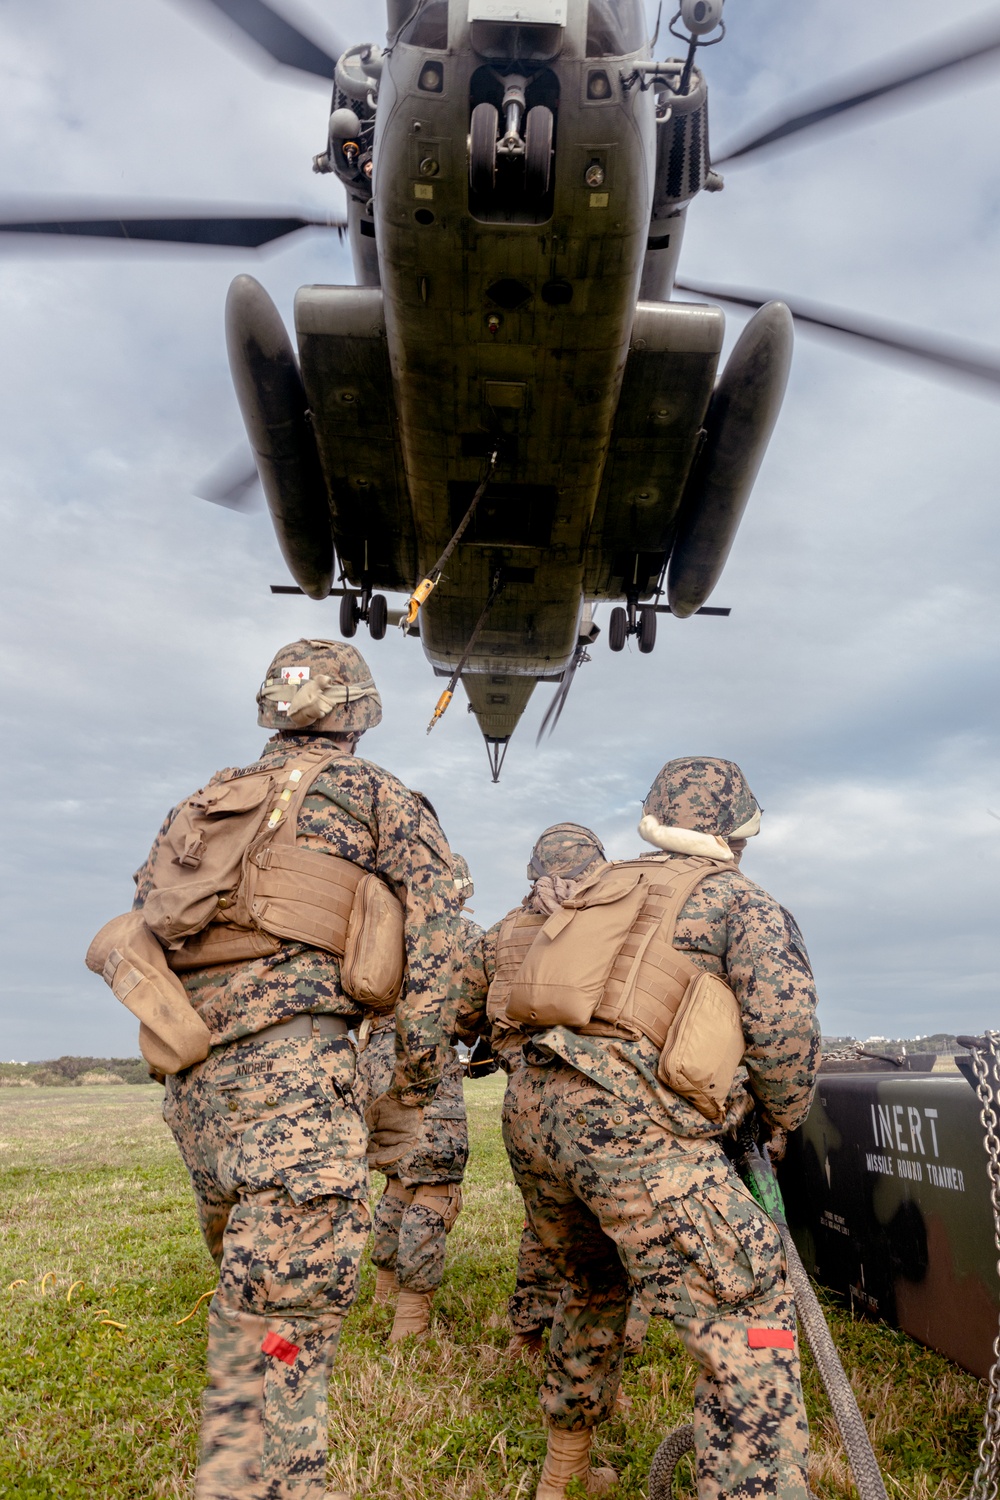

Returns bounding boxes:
[968,1029,1000,1500]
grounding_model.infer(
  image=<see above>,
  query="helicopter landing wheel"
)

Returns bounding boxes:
[524,105,553,197]
[469,102,498,196]
[339,591,359,639]
[609,606,628,652]
[367,592,388,640]
[637,604,657,654]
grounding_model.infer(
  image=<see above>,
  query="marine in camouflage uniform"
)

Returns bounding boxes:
[356,854,476,1340]
[132,640,461,1500]
[498,762,820,1499]
[447,826,654,1360]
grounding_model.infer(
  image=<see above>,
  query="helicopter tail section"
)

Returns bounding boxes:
[667,300,794,618]
[462,673,538,778]
[225,275,334,600]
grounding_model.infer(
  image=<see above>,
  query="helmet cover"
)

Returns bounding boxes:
[451,852,475,901]
[527,823,606,884]
[642,757,759,838]
[257,639,382,733]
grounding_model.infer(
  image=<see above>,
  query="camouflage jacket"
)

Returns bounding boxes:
[466,853,820,1135]
[444,916,495,1042]
[133,733,462,1104]
[445,915,538,1073]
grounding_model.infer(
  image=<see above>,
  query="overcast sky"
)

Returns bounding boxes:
[0,0,998,1059]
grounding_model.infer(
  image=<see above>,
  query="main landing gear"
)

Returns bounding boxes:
[608,598,657,654]
[339,587,387,641]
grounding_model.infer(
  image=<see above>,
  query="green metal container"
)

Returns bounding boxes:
[779,1069,999,1377]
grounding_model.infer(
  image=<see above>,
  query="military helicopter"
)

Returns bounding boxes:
[6,0,1000,777]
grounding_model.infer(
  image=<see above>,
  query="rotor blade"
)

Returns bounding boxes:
[174,0,338,79]
[537,646,586,743]
[675,280,1000,394]
[0,209,343,248]
[195,446,260,510]
[714,12,1000,164]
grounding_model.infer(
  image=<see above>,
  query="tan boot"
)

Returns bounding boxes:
[535,1428,617,1499]
[372,1267,399,1305]
[388,1289,432,1343]
[506,1328,545,1359]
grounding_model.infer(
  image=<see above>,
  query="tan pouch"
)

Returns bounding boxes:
[657,969,744,1122]
[340,872,405,1010]
[505,867,649,1029]
[143,775,275,947]
[86,912,212,1075]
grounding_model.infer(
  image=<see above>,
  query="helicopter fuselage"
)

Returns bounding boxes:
[373,7,654,690]
[228,0,791,758]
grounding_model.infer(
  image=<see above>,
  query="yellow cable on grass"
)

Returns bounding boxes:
[6,1280,27,1291]
[175,1288,217,1326]
[38,1272,56,1293]
[98,1319,127,1330]
[66,1280,85,1304]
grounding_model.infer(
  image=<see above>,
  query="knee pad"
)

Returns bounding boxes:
[412,1182,463,1232]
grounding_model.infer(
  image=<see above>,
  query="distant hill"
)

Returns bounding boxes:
[1,1035,977,1089]
[0,1056,150,1087]
[822,1033,972,1057]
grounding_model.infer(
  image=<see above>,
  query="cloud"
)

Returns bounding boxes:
[0,0,997,1056]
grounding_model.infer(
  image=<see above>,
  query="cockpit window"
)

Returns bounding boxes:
[586,0,646,57]
[400,0,449,50]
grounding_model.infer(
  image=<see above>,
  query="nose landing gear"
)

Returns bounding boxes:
[339,587,388,641]
[469,82,554,202]
[608,599,657,654]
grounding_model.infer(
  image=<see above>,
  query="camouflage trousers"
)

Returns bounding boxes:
[510,1217,652,1354]
[372,1176,464,1292]
[358,1024,468,1292]
[502,1059,810,1500]
[164,1027,370,1500]
[510,1218,565,1333]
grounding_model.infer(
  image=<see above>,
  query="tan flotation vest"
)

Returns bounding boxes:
[504,856,745,1121]
[141,743,404,1008]
[487,908,547,1023]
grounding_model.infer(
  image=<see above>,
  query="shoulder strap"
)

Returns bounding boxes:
[614,856,728,1000]
[263,743,349,846]
[647,856,728,945]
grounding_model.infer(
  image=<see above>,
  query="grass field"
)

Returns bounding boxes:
[0,1079,986,1498]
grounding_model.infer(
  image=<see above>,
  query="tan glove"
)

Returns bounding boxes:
[364,1093,424,1170]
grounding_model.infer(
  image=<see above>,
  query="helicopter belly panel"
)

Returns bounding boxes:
[420,554,584,677]
[586,299,725,599]
[374,50,653,607]
[295,286,415,592]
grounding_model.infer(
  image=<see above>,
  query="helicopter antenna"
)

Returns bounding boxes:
[669,2,726,94]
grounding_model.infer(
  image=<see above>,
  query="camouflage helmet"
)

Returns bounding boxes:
[452,853,475,902]
[527,823,607,883]
[257,639,382,734]
[642,757,760,839]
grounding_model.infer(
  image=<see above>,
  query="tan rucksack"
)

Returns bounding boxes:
[141,743,404,1007]
[504,855,744,1122]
